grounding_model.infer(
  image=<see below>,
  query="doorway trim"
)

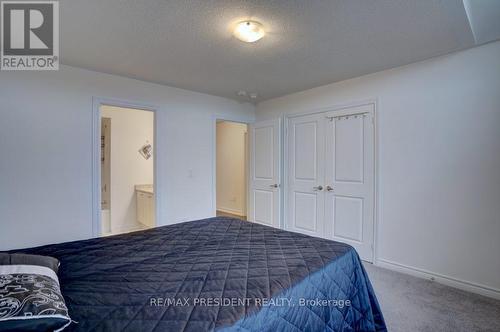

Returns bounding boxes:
[211,114,252,218]
[283,100,379,263]
[92,97,159,237]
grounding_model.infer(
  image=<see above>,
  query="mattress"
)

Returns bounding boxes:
[13,217,386,331]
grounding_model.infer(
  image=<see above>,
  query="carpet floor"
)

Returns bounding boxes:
[364,263,500,331]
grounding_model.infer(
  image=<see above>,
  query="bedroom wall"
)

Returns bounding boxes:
[0,65,254,250]
[216,121,247,216]
[101,106,154,233]
[256,41,500,298]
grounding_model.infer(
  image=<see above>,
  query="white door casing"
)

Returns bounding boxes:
[286,113,325,238]
[324,105,375,262]
[248,119,281,228]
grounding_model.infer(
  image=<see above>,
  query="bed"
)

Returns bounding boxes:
[13,217,386,331]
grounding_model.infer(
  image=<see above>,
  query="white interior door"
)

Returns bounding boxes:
[324,105,375,261]
[248,119,281,228]
[286,113,325,237]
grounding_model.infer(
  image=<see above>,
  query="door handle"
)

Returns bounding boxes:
[269,184,279,188]
[313,185,323,191]
[326,185,334,192]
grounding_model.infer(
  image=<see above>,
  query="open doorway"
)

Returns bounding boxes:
[216,120,248,221]
[100,105,155,236]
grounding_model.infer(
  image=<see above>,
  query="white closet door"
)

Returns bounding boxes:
[248,119,281,228]
[287,113,325,237]
[324,105,375,261]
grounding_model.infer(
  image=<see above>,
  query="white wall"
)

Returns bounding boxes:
[101,106,154,233]
[216,121,247,216]
[256,41,500,297]
[0,65,254,250]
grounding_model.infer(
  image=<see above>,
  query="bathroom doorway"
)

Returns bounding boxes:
[99,104,155,236]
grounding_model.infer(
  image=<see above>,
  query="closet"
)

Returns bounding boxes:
[286,104,375,261]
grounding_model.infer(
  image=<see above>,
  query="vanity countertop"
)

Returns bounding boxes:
[135,184,154,194]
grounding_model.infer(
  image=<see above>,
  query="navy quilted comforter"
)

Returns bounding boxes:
[15,217,386,331]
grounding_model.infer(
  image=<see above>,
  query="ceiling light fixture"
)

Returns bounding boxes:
[233,21,265,43]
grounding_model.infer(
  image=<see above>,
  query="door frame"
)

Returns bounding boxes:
[211,114,253,218]
[283,100,379,262]
[92,97,160,237]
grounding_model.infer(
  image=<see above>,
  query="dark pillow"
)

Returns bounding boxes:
[0,264,71,331]
[0,253,59,273]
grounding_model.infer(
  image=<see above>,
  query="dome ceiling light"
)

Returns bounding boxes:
[233,21,265,43]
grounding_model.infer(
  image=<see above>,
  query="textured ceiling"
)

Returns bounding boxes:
[59,0,495,102]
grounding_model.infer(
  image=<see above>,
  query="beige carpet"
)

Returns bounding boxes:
[364,263,500,332]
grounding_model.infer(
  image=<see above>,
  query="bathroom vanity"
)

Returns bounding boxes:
[135,185,155,228]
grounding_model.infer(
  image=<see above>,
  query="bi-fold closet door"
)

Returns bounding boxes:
[287,104,375,262]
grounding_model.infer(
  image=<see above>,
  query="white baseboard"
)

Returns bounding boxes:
[375,258,500,300]
[216,206,245,216]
